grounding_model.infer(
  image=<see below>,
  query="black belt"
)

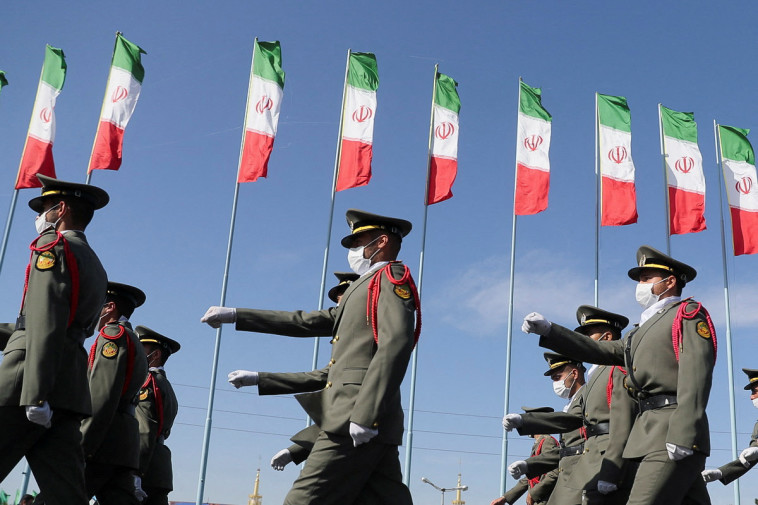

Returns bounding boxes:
[16,316,87,345]
[638,394,677,412]
[559,443,584,457]
[584,422,610,437]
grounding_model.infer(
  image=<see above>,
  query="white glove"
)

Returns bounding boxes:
[270,448,292,471]
[133,475,147,501]
[508,460,527,478]
[597,480,617,494]
[739,446,758,467]
[25,402,52,428]
[227,370,259,388]
[349,422,378,447]
[701,469,722,483]
[666,442,694,461]
[502,414,523,432]
[201,306,237,328]
[522,312,552,336]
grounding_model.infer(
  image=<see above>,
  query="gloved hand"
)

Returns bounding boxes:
[349,422,378,447]
[502,414,523,432]
[270,448,292,471]
[666,442,693,461]
[739,446,758,467]
[701,469,722,483]
[201,306,237,328]
[597,480,617,494]
[133,475,147,501]
[522,313,551,336]
[227,370,259,388]
[508,460,527,478]
[25,402,52,428]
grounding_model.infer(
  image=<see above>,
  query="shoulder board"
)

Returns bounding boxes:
[102,324,125,340]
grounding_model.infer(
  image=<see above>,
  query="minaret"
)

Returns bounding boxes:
[451,473,465,505]
[248,468,262,505]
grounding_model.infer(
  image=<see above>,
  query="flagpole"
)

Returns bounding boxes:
[593,93,600,306]
[658,104,671,254]
[712,120,741,505]
[402,63,438,486]
[0,190,19,276]
[500,78,522,495]
[309,49,351,387]
[195,38,258,505]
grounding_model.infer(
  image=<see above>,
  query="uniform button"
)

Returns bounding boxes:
[325,381,332,388]
[334,335,340,342]
[633,367,637,371]
[328,359,335,367]
[372,422,379,428]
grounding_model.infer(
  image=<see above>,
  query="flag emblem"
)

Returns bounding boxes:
[675,156,694,174]
[609,146,628,164]
[40,108,52,123]
[255,95,273,114]
[352,105,373,123]
[737,177,753,195]
[524,135,543,151]
[435,122,455,140]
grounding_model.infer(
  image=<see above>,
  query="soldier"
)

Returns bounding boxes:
[522,245,716,505]
[82,282,149,504]
[0,175,109,505]
[135,326,180,505]
[504,306,635,505]
[507,354,586,505]
[701,368,758,484]
[202,209,420,505]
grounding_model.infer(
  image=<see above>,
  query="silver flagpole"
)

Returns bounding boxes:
[403,63,438,486]
[0,189,19,277]
[500,78,522,494]
[658,104,672,254]
[309,48,351,405]
[594,93,600,306]
[196,37,258,505]
[712,121,741,505]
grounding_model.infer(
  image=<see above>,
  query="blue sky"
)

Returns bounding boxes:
[2,1,758,504]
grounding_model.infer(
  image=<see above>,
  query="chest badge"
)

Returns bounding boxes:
[101,341,119,358]
[696,321,711,339]
[394,284,411,299]
[35,251,56,270]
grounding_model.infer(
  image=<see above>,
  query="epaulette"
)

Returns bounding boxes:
[101,323,126,340]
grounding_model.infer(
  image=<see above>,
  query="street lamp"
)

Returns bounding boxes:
[421,477,468,505]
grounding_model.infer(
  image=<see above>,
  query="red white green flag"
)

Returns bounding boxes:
[336,52,378,192]
[238,39,285,183]
[597,93,637,226]
[719,125,758,255]
[427,72,460,205]
[16,45,66,190]
[660,105,706,234]
[514,80,552,215]
[88,33,146,173]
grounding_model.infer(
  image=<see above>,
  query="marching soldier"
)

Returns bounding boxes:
[82,282,149,504]
[701,368,758,484]
[135,326,180,505]
[507,354,586,505]
[523,245,716,505]
[0,175,109,505]
[203,209,420,505]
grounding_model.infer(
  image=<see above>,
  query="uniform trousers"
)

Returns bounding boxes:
[0,406,87,505]
[284,431,412,505]
[625,450,710,505]
[85,463,139,505]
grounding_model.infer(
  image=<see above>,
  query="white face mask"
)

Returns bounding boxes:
[35,204,60,235]
[347,236,381,276]
[635,277,671,309]
[752,397,758,409]
[553,373,575,399]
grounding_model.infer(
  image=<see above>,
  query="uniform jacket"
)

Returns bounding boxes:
[539,299,716,458]
[0,230,107,416]
[287,424,321,465]
[137,368,178,490]
[235,262,417,445]
[503,435,559,505]
[717,420,758,484]
[81,321,148,468]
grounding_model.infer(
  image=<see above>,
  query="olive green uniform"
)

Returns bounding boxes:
[538,299,715,505]
[0,230,107,505]
[136,368,178,505]
[502,435,559,505]
[81,321,148,504]
[715,421,757,484]
[235,262,417,505]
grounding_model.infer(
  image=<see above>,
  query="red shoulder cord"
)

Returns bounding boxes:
[606,366,627,408]
[671,298,717,362]
[366,262,422,347]
[21,232,80,327]
[527,435,558,487]
[141,372,165,440]
[86,325,136,397]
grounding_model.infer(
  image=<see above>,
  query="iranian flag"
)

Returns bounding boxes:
[597,93,637,226]
[336,52,378,192]
[16,45,66,190]
[719,125,758,255]
[238,39,285,183]
[88,33,146,173]
[427,72,460,205]
[660,105,706,234]
[514,80,552,215]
